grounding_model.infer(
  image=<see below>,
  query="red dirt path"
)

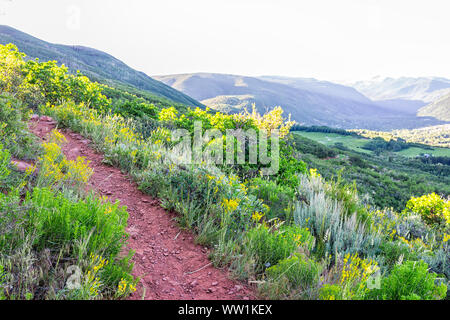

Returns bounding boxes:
[29,116,255,300]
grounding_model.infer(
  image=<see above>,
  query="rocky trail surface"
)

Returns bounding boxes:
[29,116,255,300]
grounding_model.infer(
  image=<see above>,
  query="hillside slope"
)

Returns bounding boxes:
[352,76,450,103]
[418,92,450,121]
[154,73,446,130]
[0,25,202,107]
[260,76,373,104]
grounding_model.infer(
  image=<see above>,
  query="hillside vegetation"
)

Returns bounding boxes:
[0,25,202,108]
[1,43,449,301]
[291,130,450,211]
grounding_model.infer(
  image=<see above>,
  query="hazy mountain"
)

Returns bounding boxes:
[259,76,373,104]
[262,76,431,119]
[154,73,447,130]
[0,25,202,107]
[352,76,450,103]
[418,91,450,121]
[372,99,427,115]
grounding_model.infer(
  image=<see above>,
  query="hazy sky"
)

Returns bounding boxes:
[1,0,450,81]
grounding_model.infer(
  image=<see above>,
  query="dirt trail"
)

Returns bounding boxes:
[29,116,255,300]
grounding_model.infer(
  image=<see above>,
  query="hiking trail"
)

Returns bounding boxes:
[29,116,255,300]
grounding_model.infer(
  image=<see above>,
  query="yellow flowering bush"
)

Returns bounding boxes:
[403,193,450,228]
[245,105,294,138]
[320,253,379,300]
[159,107,178,123]
[116,277,137,297]
[82,254,109,298]
[37,130,93,190]
[244,223,315,274]
[252,211,265,223]
[222,198,240,213]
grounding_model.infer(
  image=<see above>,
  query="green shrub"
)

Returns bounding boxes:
[111,99,158,119]
[0,186,134,300]
[27,187,128,257]
[249,177,295,221]
[319,253,379,300]
[367,260,447,300]
[0,94,37,158]
[378,240,419,271]
[403,193,449,228]
[0,144,10,183]
[318,284,341,300]
[276,143,307,189]
[243,224,314,274]
[262,252,322,299]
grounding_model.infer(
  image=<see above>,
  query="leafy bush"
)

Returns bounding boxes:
[262,253,322,299]
[0,144,10,183]
[27,187,128,255]
[0,44,110,111]
[378,240,419,271]
[34,130,93,192]
[403,193,450,228]
[0,185,134,300]
[243,224,314,274]
[248,178,295,220]
[0,94,37,158]
[420,246,450,283]
[276,144,308,188]
[319,253,379,300]
[367,260,447,300]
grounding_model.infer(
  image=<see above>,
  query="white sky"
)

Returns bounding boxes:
[1,0,449,81]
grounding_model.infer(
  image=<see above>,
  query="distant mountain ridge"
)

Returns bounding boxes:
[350,76,450,122]
[418,92,450,121]
[154,73,448,130]
[352,76,450,103]
[0,25,202,107]
[259,76,373,104]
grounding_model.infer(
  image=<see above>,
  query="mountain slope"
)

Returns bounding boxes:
[0,25,202,107]
[154,73,447,130]
[418,92,450,121]
[259,76,373,104]
[352,76,450,103]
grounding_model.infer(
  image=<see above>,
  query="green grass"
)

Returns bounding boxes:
[294,132,450,158]
[293,132,372,154]
[397,147,450,157]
